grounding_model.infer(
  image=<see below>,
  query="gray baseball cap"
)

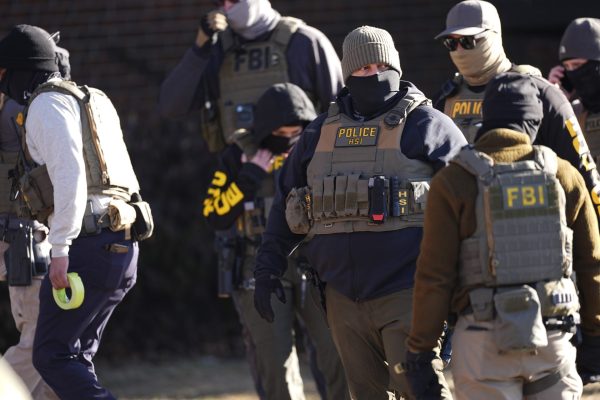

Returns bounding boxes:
[559,18,600,62]
[435,0,502,39]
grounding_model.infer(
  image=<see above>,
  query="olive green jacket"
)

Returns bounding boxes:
[407,128,600,352]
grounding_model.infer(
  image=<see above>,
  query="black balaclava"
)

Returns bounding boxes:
[345,69,400,118]
[254,83,317,155]
[0,69,59,105]
[566,60,600,113]
[0,25,60,105]
[475,72,543,142]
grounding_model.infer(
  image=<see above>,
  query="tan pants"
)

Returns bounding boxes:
[0,241,58,400]
[326,286,451,400]
[452,314,582,400]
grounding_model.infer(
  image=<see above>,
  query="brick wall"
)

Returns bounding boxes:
[1,0,599,356]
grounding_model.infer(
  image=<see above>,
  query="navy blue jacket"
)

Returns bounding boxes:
[255,82,467,301]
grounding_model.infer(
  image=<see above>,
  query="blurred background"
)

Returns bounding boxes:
[1,0,600,395]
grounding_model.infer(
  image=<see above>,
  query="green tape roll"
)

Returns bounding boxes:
[52,272,85,310]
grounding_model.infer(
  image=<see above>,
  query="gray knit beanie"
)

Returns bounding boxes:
[559,18,600,62]
[341,26,402,82]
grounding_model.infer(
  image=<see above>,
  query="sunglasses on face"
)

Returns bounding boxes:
[442,33,485,51]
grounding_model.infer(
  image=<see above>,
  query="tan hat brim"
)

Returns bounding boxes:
[434,26,486,40]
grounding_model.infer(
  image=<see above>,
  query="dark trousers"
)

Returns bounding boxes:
[33,230,138,400]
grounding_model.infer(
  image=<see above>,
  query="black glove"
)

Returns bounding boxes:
[200,11,228,38]
[253,276,286,323]
[402,350,443,400]
[577,333,600,385]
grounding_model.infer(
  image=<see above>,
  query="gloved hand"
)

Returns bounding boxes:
[253,276,286,323]
[577,333,600,385]
[402,350,443,400]
[196,10,228,47]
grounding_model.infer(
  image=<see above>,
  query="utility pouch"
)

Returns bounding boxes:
[32,228,50,276]
[285,186,312,234]
[468,287,495,321]
[409,180,430,214]
[493,285,547,353]
[107,199,137,232]
[243,200,266,237]
[19,164,54,222]
[6,224,34,286]
[215,235,243,298]
[368,176,388,224]
[322,176,335,218]
[130,200,154,241]
[535,278,579,317]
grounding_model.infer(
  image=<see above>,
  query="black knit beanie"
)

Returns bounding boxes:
[254,83,317,142]
[0,25,59,72]
[477,72,543,141]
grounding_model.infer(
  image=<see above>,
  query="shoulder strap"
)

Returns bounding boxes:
[433,73,462,109]
[272,17,304,47]
[451,146,495,184]
[510,64,542,77]
[532,145,558,176]
[383,92,432,127]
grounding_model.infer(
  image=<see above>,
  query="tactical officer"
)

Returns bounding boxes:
[0,34,71,400]
[159,1,343,398]
[405,72,600,399]
[547,17,600,385]
[202,82,349,400]
[434,0,600,225]
[254,26,466,399]
[0,24,153,399]
[159,0,343,151]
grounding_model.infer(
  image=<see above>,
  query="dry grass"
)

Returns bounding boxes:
[97,356,600,399]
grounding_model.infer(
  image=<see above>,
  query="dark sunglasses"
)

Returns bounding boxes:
[442,33,485,52]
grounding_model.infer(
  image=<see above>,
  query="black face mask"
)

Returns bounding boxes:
[566,60,600,113]
[345,69,400,117]
[0,69,58,105]
[261,134,300,155]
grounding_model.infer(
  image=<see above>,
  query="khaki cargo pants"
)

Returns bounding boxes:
[452,313,582,399]
[0,239,58,400]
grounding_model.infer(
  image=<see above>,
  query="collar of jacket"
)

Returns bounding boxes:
[474,128,535,163]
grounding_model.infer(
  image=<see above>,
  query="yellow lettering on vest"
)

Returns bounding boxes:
[212,171,227,187]
[207,187,221,198]
[473,101,482,115]
[214,195,230,215]
[338,128,346,138]
[399,191,408,198]
[582,153,596,172]
[522,186,536,206]
[399,198,408,206]
[566,116,590,156]
[202,199,215,217]
[272,155,285,171]
[452,102,461,118]
[537,185,545,205]
[506,187,519,208]
[225,182,244,206]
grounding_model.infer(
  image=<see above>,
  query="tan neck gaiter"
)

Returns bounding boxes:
[450,31,512,86]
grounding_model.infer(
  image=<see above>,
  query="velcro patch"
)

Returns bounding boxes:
[335,126,379,147]
[502,184,548,209]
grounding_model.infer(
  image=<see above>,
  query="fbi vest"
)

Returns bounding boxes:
[574,101,600,164]
[452,145,573,288]
[443,64,542,144]
[306,93,433,235]
[19,80,140,220]
[217,17,304,146]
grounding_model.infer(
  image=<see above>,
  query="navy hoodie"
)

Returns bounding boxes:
[255,81,467,301]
